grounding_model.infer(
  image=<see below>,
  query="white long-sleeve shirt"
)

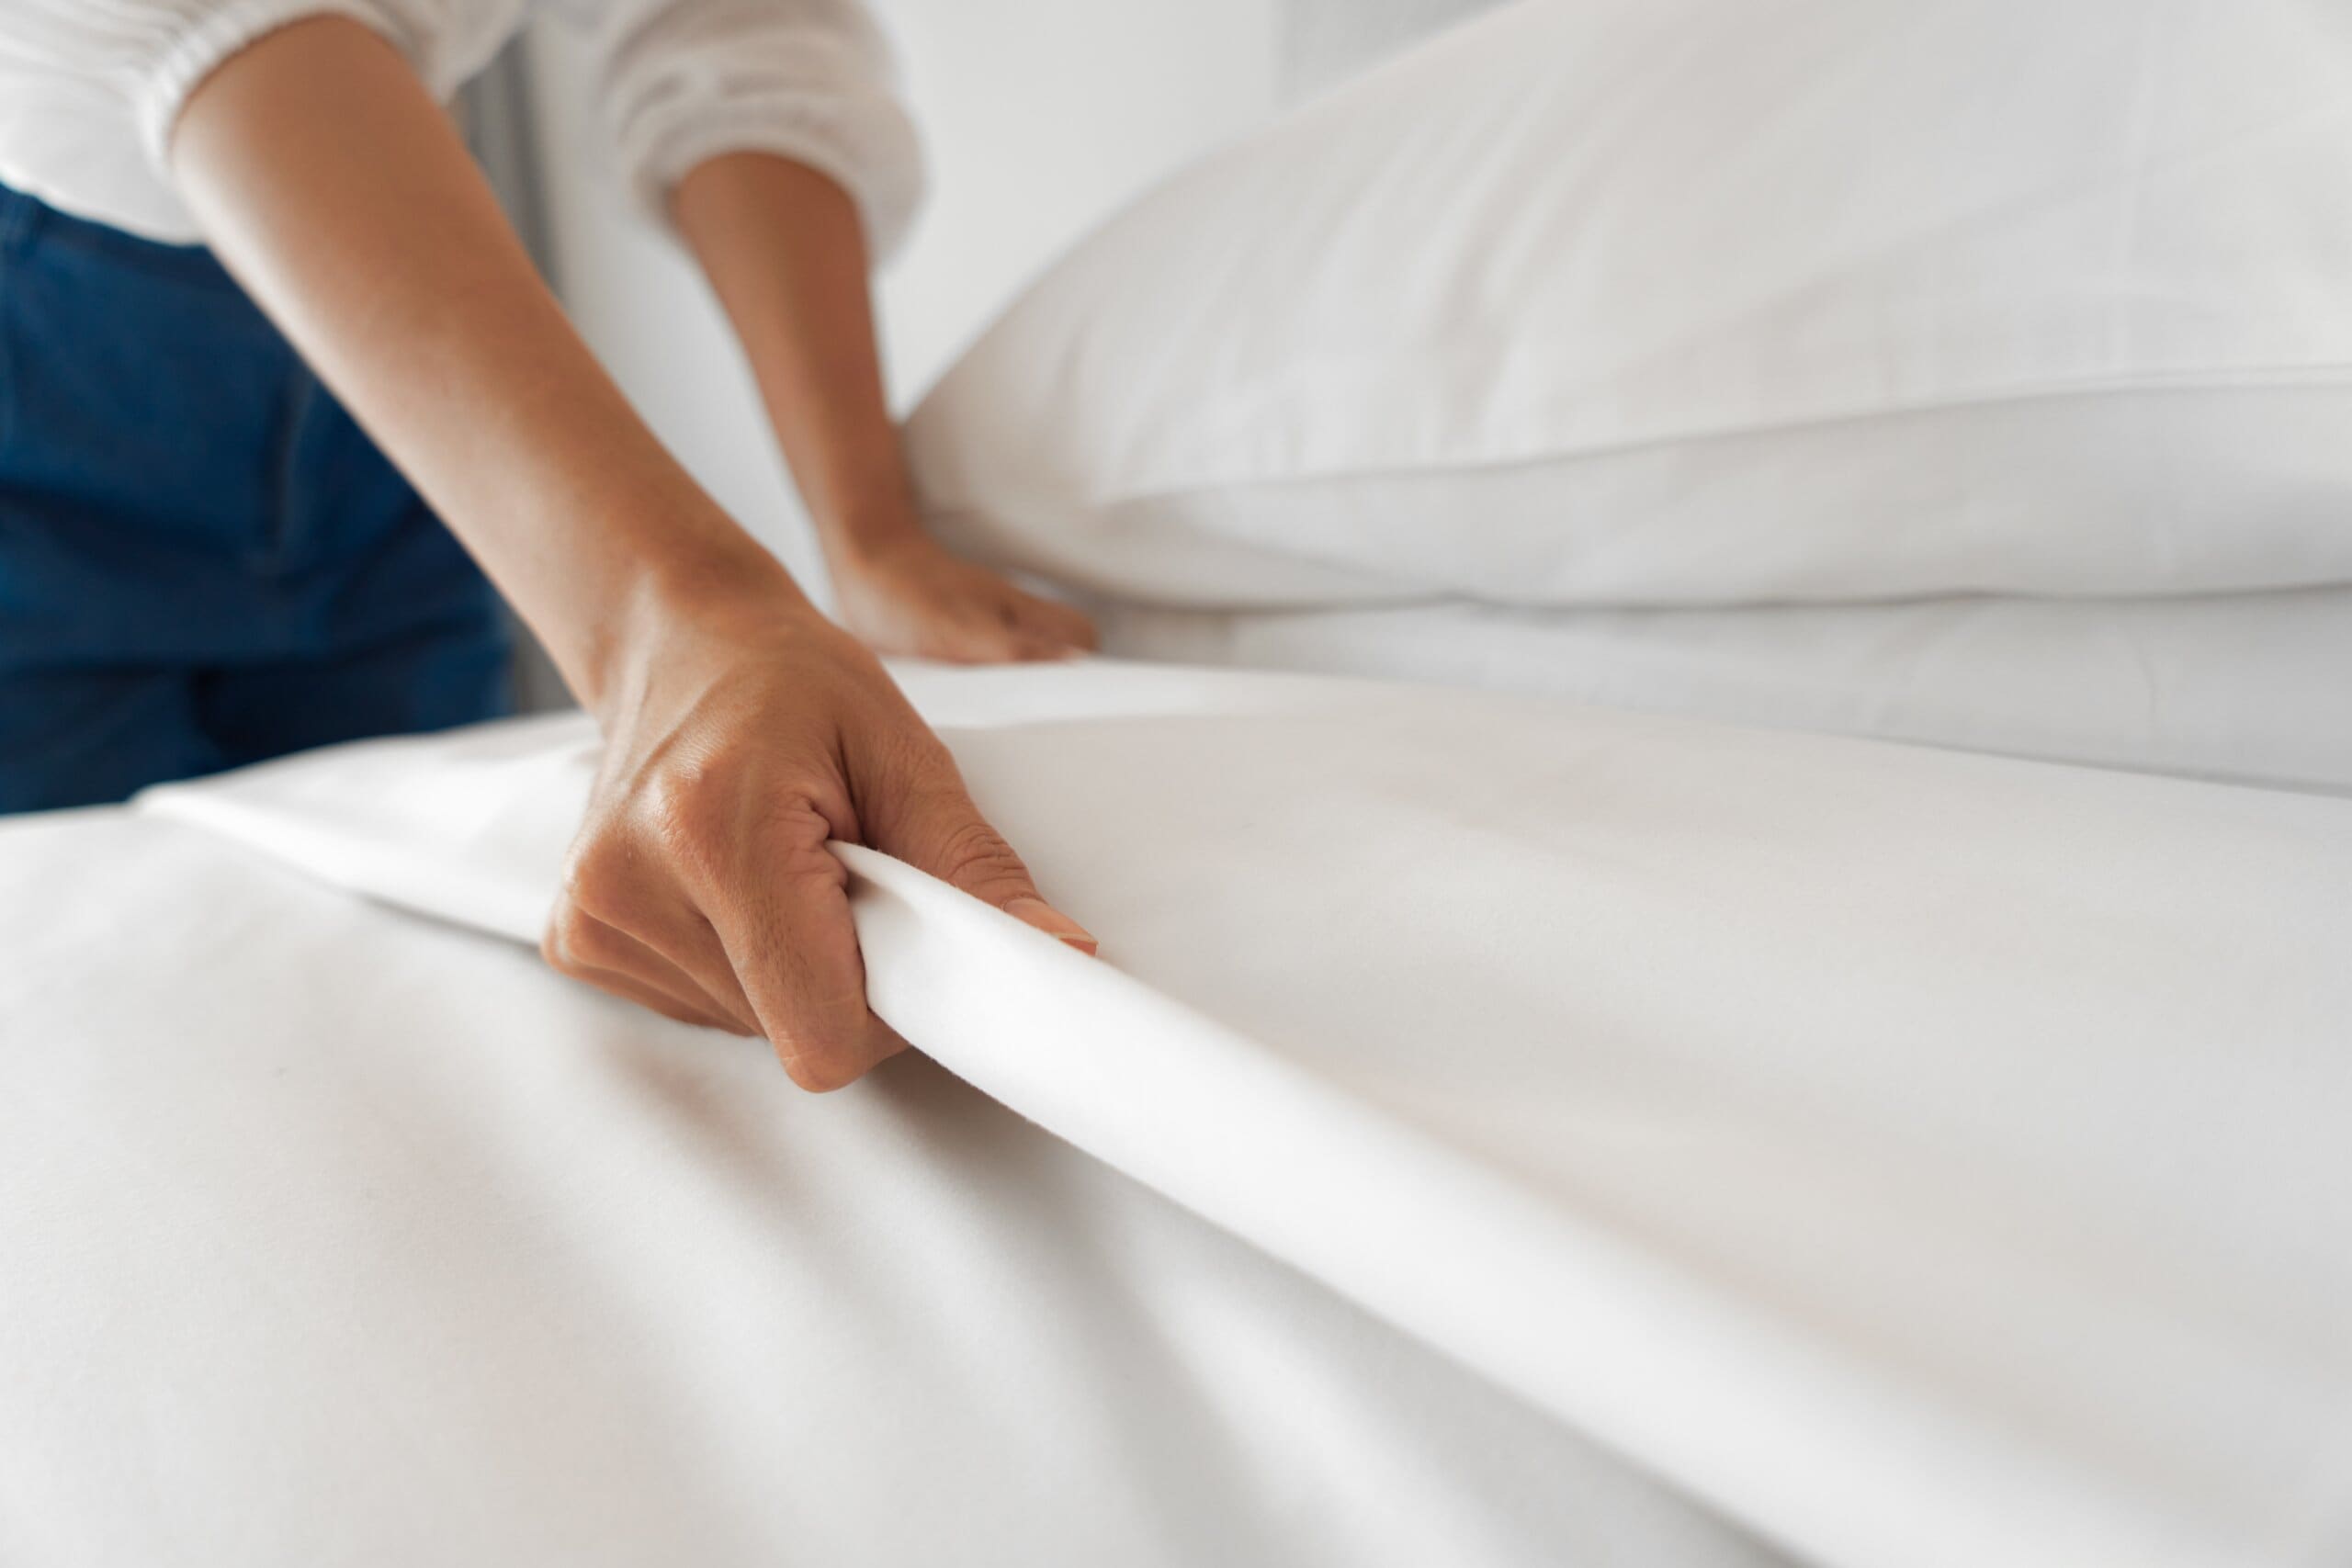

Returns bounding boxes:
[0,0,922,254]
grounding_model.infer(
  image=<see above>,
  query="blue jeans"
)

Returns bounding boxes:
[0,183,511,814]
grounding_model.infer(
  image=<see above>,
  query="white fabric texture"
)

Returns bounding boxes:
[1277,0,1507,102]
[71,660,2352,1568]
[907,0,2352,610]
[0,797,1779,1568]
[1092,588,2352,795]
[0,0,922,254]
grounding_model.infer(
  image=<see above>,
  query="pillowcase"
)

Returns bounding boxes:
[1277,0,1511,104]
[905,0,2352,611]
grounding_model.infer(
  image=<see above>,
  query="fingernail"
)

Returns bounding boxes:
[1004,897,1099,954]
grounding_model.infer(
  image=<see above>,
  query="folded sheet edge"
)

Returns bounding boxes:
[135,773,2240,1568]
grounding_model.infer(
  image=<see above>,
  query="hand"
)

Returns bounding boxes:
[830,531,1099,664]
[666,155,1100,667]
[543,577,1096,1090]
[167,23,1088,1089]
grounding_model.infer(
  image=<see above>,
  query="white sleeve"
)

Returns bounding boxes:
[0,0,420,168]
[578,0,925,263]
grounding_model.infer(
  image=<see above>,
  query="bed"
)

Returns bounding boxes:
[7,659,2349,1567]
[0,664,1791,1568]
[12,1,2352,1562]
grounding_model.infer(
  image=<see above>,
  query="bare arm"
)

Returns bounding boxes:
[172,17,1092,1087]
[673,152,1095,662]
[173,19,758,706]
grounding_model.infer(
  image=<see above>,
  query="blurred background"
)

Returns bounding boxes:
[466,0,1501,703]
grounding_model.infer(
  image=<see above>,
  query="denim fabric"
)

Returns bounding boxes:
[0,182,511,812]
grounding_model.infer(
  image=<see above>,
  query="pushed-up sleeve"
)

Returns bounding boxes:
[580,0,924,262]
[0,0,420,169]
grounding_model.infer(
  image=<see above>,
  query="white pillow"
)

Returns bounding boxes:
[1277,0,1510,103]
[906,0,2352,611]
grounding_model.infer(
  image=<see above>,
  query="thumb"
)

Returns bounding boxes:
[873,754,1099,955]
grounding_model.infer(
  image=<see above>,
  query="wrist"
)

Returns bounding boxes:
[814,499,933,575]
[579,534,819,723]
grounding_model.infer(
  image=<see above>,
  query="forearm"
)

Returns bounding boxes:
[169,17,796,713]
[163,17,1094,1077]
[671,152,923,567]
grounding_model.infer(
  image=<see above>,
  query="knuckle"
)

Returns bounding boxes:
[757,793,842,857]
[542,907,632,984]
[565,914,629,969]
[558,837,635,922]
[933,817,1031,891]
[639,751,845,885]
[637,757,729,855]
[540,901,605,979]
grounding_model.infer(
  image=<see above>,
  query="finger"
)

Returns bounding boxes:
[1010,633,1079,664]
[982,626,1057,663]
[557,825,772,1035]
[571,892,763,1036]
[994,582,1095,648]
[544,901,755,1034]
[1022,595,1099,652]
[981,592,1085,660]
[918,606,1027,667]
[950,623,1033,665]
[712,805,906,1091]
[860,748,1099,954]
[575,908,762,1035]
[571,961,748,1034]
[958,599,1077,663]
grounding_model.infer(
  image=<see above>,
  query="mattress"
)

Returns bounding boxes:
[0,713,1781,1567]
[7,659,2350,1567]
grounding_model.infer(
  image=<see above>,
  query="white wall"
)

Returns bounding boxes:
[876,1,1275,400]
[524,0,1276,600]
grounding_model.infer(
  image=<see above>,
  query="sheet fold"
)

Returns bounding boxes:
[140,660,2352,1568]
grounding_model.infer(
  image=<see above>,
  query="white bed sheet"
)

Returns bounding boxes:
[46,657,2350,1568]
[0,764,1781,1566]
